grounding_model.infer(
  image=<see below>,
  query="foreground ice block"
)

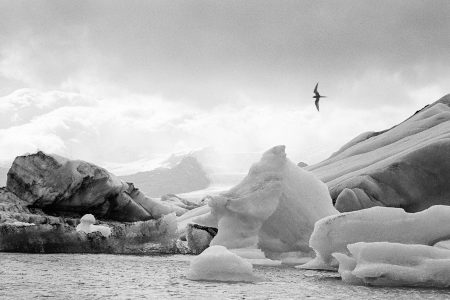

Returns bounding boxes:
[76,214,111,237]
[303,205,450,270]
[194,145,337,256]
[333,242,450,287]
[186,245,258,282]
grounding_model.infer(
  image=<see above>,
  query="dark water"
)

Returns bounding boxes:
[1,253,449,299]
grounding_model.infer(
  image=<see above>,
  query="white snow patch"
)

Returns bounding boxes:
[11,221,35,227]
[76,214,111,237]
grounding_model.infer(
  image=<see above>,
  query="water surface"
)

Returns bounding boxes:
[1,253,449,299]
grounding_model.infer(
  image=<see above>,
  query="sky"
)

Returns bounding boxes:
[0,0,449,174]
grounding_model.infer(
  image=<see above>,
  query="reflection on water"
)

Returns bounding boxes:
[1,253,449,299]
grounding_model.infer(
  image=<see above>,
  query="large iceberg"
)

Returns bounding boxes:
[334,242,450,287]
[186,245,258,282]
[306,94,450,212]
[189,145,337,256]
[304,205,450,270]
[6,151,186,222]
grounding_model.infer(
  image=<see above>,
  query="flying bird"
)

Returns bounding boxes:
[313,82,326,111]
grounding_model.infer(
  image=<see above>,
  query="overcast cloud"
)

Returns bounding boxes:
[0,1,449,172]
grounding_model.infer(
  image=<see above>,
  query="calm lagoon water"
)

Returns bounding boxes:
[1,253,449,299]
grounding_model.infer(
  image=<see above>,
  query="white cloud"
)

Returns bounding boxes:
[0,2,448,177]
[0,88,425,174]
[0,89,95,128]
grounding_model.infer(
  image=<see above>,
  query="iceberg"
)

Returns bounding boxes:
[76,214,111,237]
[306,94,450,213]
[189,145,337,257]
[303,205,450,270]
[333,242,450,287]
[6,151,187,222]
[186,245,258,282]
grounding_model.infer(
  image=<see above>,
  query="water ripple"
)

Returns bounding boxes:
[0,253,449,299]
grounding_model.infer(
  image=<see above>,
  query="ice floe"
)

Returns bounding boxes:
[186,245,258,282]
[333,242,450,287]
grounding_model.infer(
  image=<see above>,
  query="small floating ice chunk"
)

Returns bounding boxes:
[334,242,450,287]
[11,221,35,227]
[186,245,258,282]
[303,205,450,270]
[76,214,111,237]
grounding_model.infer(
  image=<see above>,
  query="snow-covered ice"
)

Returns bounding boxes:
[186,245,258,282]
[333,242,450,287]
[303,205,450,270]
[190,145,337,257]
[76,214,112,237]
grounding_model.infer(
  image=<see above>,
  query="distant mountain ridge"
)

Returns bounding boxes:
[119,156,210,197]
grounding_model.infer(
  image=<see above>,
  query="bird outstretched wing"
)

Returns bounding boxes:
[313,82,320,97]
[315,99,320,111]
